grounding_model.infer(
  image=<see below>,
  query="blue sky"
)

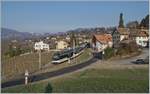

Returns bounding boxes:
[1,1,149,33]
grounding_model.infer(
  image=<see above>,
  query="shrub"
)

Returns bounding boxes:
[5,48,22,57]
[5,46,32,58]
[45,83,53,93]
[104,47,115,59]
[116,41,139,56]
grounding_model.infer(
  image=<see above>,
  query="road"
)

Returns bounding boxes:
[2,57,98,88]
[112,48,149,65]
[88,48,149,69]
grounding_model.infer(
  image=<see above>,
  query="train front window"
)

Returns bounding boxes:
[52,55,60,60]
[52,52,60,60]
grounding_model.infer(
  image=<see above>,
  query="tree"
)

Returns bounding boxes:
[5,43,23,57]
[118,13,125,28]
[126,21,139,29]
[140,14,149,29]
[116,41,139,56]
[45,83,53,93]
[104,47,115,59]
[145,15,149,28]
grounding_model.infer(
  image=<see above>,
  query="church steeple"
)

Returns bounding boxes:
[118,13,125,28]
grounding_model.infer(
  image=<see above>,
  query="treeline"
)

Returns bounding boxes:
[5,44,31,57]
[126,14,149,29]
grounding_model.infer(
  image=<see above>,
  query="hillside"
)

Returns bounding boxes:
[1,28,34,41]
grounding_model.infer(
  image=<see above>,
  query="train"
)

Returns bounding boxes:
[51,43,87,64]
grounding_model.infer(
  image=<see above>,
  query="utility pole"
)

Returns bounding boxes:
[39,50,41,70]
[68,47,71,64]
[73,37,76,63]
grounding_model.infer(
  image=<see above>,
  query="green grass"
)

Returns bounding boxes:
[70,48,92,63]
[2,68,149,93]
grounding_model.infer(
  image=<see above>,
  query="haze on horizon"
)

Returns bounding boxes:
[1,1,149,33]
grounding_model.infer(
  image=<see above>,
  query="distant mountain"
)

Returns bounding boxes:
[1,28,33,40]
[1,28,43,41]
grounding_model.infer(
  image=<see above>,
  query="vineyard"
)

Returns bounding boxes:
[2,51,54,82]
[2,48,92,82]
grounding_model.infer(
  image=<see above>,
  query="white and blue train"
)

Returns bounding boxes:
[51,43,88,64]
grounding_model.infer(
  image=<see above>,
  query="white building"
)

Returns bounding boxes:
[135,31,149,47]
[92,34,113,52]
[51,37,57,40]
[34,41,49,51]
[112,28,130,48]
[129,29,149,47]
[66,36,70,40]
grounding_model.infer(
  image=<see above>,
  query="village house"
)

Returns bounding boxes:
[129,29,149,47]
[135,30,149,47]
[51,37,57,40]
[112,28,130,48]
[34,41,49,51]
[11,40,18,43]
[92,34,113,52]
[128,28,139,41]
[56,40,69,50]
[66,35,70,41]
[83,38,91,43]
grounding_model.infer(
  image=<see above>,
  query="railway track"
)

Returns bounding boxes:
[2,57,98,88]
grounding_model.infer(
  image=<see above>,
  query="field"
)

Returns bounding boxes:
[2,67,149,93]
[2,48,92,82]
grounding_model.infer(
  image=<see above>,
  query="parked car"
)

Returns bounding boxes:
[131,59,147,64]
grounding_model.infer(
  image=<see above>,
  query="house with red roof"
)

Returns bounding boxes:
[92,34,113,52]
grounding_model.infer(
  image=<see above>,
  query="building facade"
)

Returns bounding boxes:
[92,34,113,52]
[34,41,49,51]
[56,40,69,50]
[112,28,129,48]
[135,30,149,47]
[129,29,149,47]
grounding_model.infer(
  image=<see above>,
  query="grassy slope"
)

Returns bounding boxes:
[2,68,149,93]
